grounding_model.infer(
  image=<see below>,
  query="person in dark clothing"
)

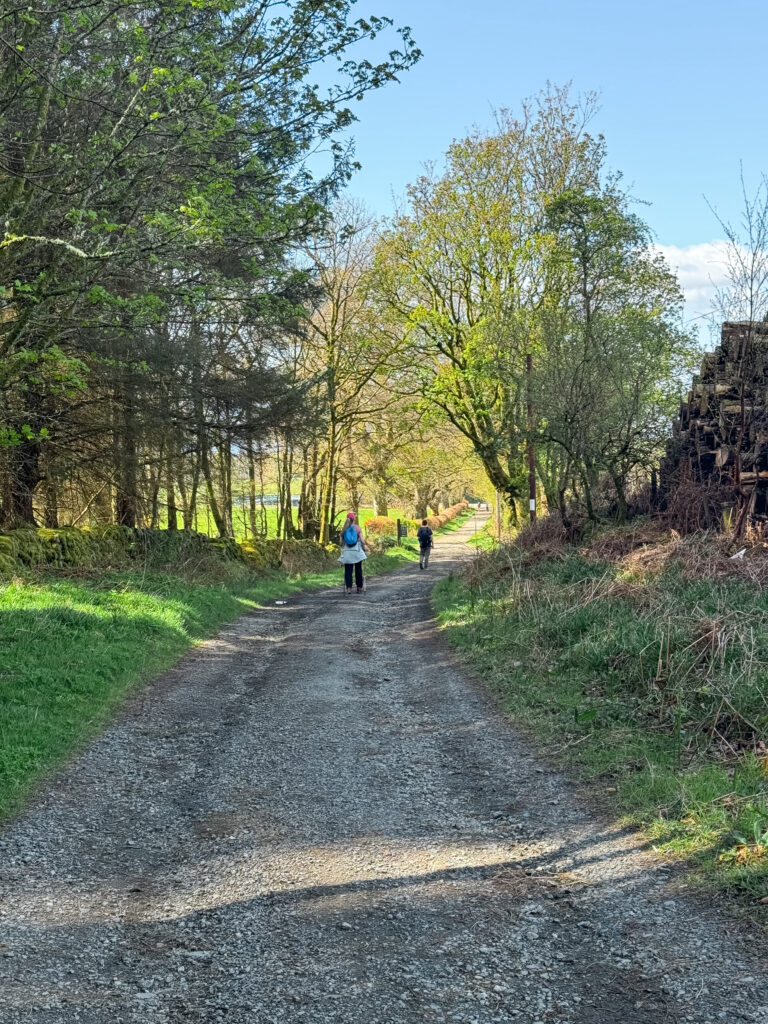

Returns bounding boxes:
[416,519,433,570]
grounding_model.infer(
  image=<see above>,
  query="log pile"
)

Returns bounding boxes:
[660,321,768,520]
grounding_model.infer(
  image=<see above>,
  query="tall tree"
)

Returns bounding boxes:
[0,1,419,526]
[301,201,405,541]
[538,189,694,522]
[375,87,604,520]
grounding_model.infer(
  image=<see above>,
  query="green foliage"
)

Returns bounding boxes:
[375,87,607,510]
[370,534,398,550]
[375,87,693,523]
[466,519,498,550]
[537,186,696,520]
[0,0,419,523]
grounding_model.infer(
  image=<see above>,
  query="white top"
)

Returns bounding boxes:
[338,524,367,564]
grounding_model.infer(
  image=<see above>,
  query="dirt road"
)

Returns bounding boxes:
[1,514,767,1023]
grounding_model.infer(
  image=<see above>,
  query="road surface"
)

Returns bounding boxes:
[0,514,766,1022]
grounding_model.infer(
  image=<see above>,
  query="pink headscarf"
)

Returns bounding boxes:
[346,511,355,521]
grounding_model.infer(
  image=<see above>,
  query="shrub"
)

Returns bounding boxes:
[423,501,468,532]
[364,516,397,537]
[426,515,446,531]
[270,539,336,574]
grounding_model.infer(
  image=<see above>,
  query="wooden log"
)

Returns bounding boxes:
[721,402,752,416]
[716,447,734,468]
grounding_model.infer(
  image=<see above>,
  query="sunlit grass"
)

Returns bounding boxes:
[0,544,417,819]
[175,505,408,541]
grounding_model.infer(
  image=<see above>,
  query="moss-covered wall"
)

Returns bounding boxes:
[0,526,335,576]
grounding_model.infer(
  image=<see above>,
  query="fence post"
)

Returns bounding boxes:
[397,518,402,545]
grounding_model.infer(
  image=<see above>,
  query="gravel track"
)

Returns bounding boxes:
[1,514,768,1023]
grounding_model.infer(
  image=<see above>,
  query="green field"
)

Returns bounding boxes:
[183,504,407,541]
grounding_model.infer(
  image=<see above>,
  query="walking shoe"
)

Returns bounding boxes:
[345,587,353,594]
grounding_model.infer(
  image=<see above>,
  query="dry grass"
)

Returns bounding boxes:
[435,519,768,902]
[510,514,768,586]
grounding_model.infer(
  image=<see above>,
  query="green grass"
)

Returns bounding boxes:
[465,517,498,549]
[435,508,475,533]
[184,505,408,541]
[188,505,294,541]
[433,546,768,906]
[0,543,417,820]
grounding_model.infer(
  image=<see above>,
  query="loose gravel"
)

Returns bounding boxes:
[1,515,767,1023]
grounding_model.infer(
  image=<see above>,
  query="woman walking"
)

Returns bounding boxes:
[338,511,367,594]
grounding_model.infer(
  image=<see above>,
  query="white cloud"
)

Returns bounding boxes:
[654,240,732,328]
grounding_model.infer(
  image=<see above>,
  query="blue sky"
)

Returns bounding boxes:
[344,0,768,325]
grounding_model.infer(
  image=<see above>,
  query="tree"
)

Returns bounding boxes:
[375,87,605,520]
[0,1,419,527]
[538,189,694,522]
[375,87,692,526]
[390,421,480,518]
[300,201,406,541]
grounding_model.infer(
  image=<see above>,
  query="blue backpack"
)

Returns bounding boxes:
[343,523,358,546]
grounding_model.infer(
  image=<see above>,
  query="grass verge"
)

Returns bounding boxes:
[466,517,498,549]
[433,530,768,909]
[436,508,476,534]
[0,544,416,820]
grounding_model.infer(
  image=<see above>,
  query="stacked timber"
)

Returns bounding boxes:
[659,321,768,519]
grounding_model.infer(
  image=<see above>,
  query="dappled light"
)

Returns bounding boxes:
[2,827,656,931]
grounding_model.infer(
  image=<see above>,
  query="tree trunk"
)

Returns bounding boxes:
[200,440,228,537]
[477,449,520,520]
[114,386,138,528]
[277,441,295,540]
[319,419,337,544]
[330,463,340,531]
[4,437,41,526]
[580,465,597,522]
[222,423,234,536]
[166,449,178,531]
[148,450,162,528]
[182,456,200,531]
[247,437,259,537]
[298,445,322,539]
[93,482,113,527]
[611,472,628,524]
[372,479,389,517]
[413,482,431,520]
[43,470,58,528]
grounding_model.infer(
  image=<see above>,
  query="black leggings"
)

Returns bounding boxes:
[344,562,364,589]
